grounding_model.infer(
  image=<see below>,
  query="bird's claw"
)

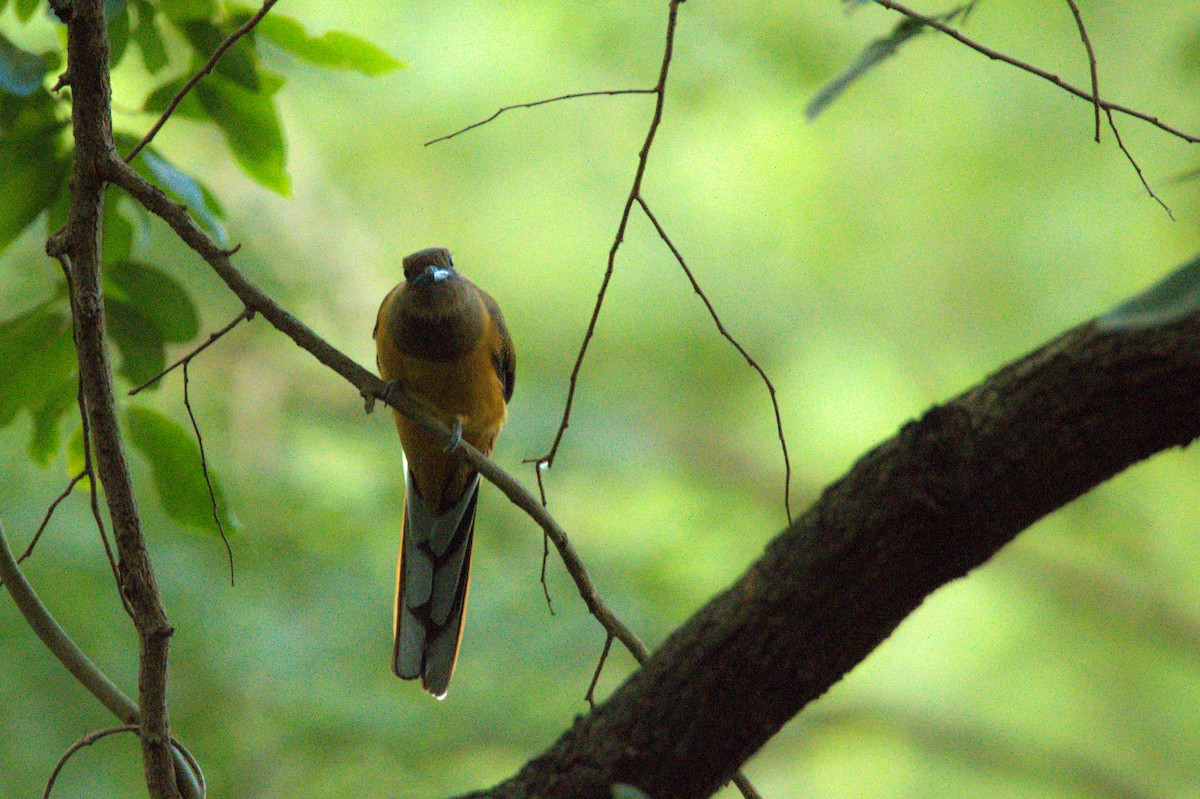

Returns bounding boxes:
[445,419,463,453]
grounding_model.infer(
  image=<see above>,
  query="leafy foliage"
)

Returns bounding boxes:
[125,404,236,534]
[0,1,401,530]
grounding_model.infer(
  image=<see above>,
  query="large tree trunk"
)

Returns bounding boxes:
[461,309,1200,799]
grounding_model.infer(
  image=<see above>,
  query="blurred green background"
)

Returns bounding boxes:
[3,0,1200,797]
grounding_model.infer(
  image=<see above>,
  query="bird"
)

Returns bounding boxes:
[373,247,515,698]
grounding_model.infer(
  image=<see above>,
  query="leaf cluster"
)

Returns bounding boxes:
[0,0,400,535]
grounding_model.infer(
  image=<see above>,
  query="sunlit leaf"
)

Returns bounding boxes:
[131,0,168,73]
[14,0,39,22]
[0,32,53,96]
[125,404,234,534]
[107,259,200,343]
[158,0,216,24]
[195,72,290,194]
[1098,252,1200,331]
[103,190,135,265]
[254,13,404,75]
[180,19,260,91]
[106,296,165,387]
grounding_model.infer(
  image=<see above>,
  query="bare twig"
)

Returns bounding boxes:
[585,632,615,709]
[426,89,657,146]
[124,0,281,163]
[1062,0,1101,142]
[637,195,794,524]
[182,361,235,586]
[129,307,252,396]
[1105,108,1174,219]
[77,378,131,619]
[871,0,1200,144]
[44,725,140,799]
[16,470,88,566]
[534,0,685,471]
[44,726,207,799]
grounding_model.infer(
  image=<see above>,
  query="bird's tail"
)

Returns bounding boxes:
[392,469,480,699]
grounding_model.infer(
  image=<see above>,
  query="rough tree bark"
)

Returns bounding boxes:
[460,311,1200,799]
[45,1,181,797]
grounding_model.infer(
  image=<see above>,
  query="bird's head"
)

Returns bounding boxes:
[403,247,457,289]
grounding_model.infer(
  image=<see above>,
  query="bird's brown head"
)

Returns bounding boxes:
[403,247,456,286]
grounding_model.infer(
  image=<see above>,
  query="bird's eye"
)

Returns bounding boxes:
[447,255,454,267]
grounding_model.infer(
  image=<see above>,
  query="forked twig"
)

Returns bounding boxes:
[533,0,684,471]
[637,196,793,524]
[129,307,252,396]
[871,0,1199,144]
[182,361,235,585]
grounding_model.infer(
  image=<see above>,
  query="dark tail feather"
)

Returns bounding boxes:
[393,470,479,699]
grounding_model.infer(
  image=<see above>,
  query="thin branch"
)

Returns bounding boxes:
[730,773,765,799]
[16,470,88,566]
[182,361,235,586]
[1105,108,1174,219]
[585,632,615,709]
[1062,0,1101,142]
[533,0,685,471]
[129,307,252,396]
[77,376,131,619]
[426,89,657,146]
[124,0,281,163]
[637,195,794,524]
[539,530,554,614]
[871,0,1200,144]
[44,725,140,799]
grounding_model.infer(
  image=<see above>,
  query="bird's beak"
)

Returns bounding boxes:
[410,265,452,287]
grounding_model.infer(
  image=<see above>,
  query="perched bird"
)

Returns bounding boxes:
[374,247,515,698]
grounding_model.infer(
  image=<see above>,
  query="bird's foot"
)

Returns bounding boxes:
[444,419,463,453]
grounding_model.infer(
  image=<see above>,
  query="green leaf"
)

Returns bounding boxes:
[103,189,135,265]
[14,0,40,22]
[1098,252,1200,331]
[180,19,260,91]
[125,404,234,534]
[106,259,200,343]
[143,75,206,119]
[159,0,216,24]
[131,0,168,73]
[142,151,228,244]
[28,373,75,465]
[195,72,290,194]
[0,31,53,96]
[106,296,166,386]
[255,14,404,75]
[0,305,76,463]
[0,90,70,253]
[108,0,132,69]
